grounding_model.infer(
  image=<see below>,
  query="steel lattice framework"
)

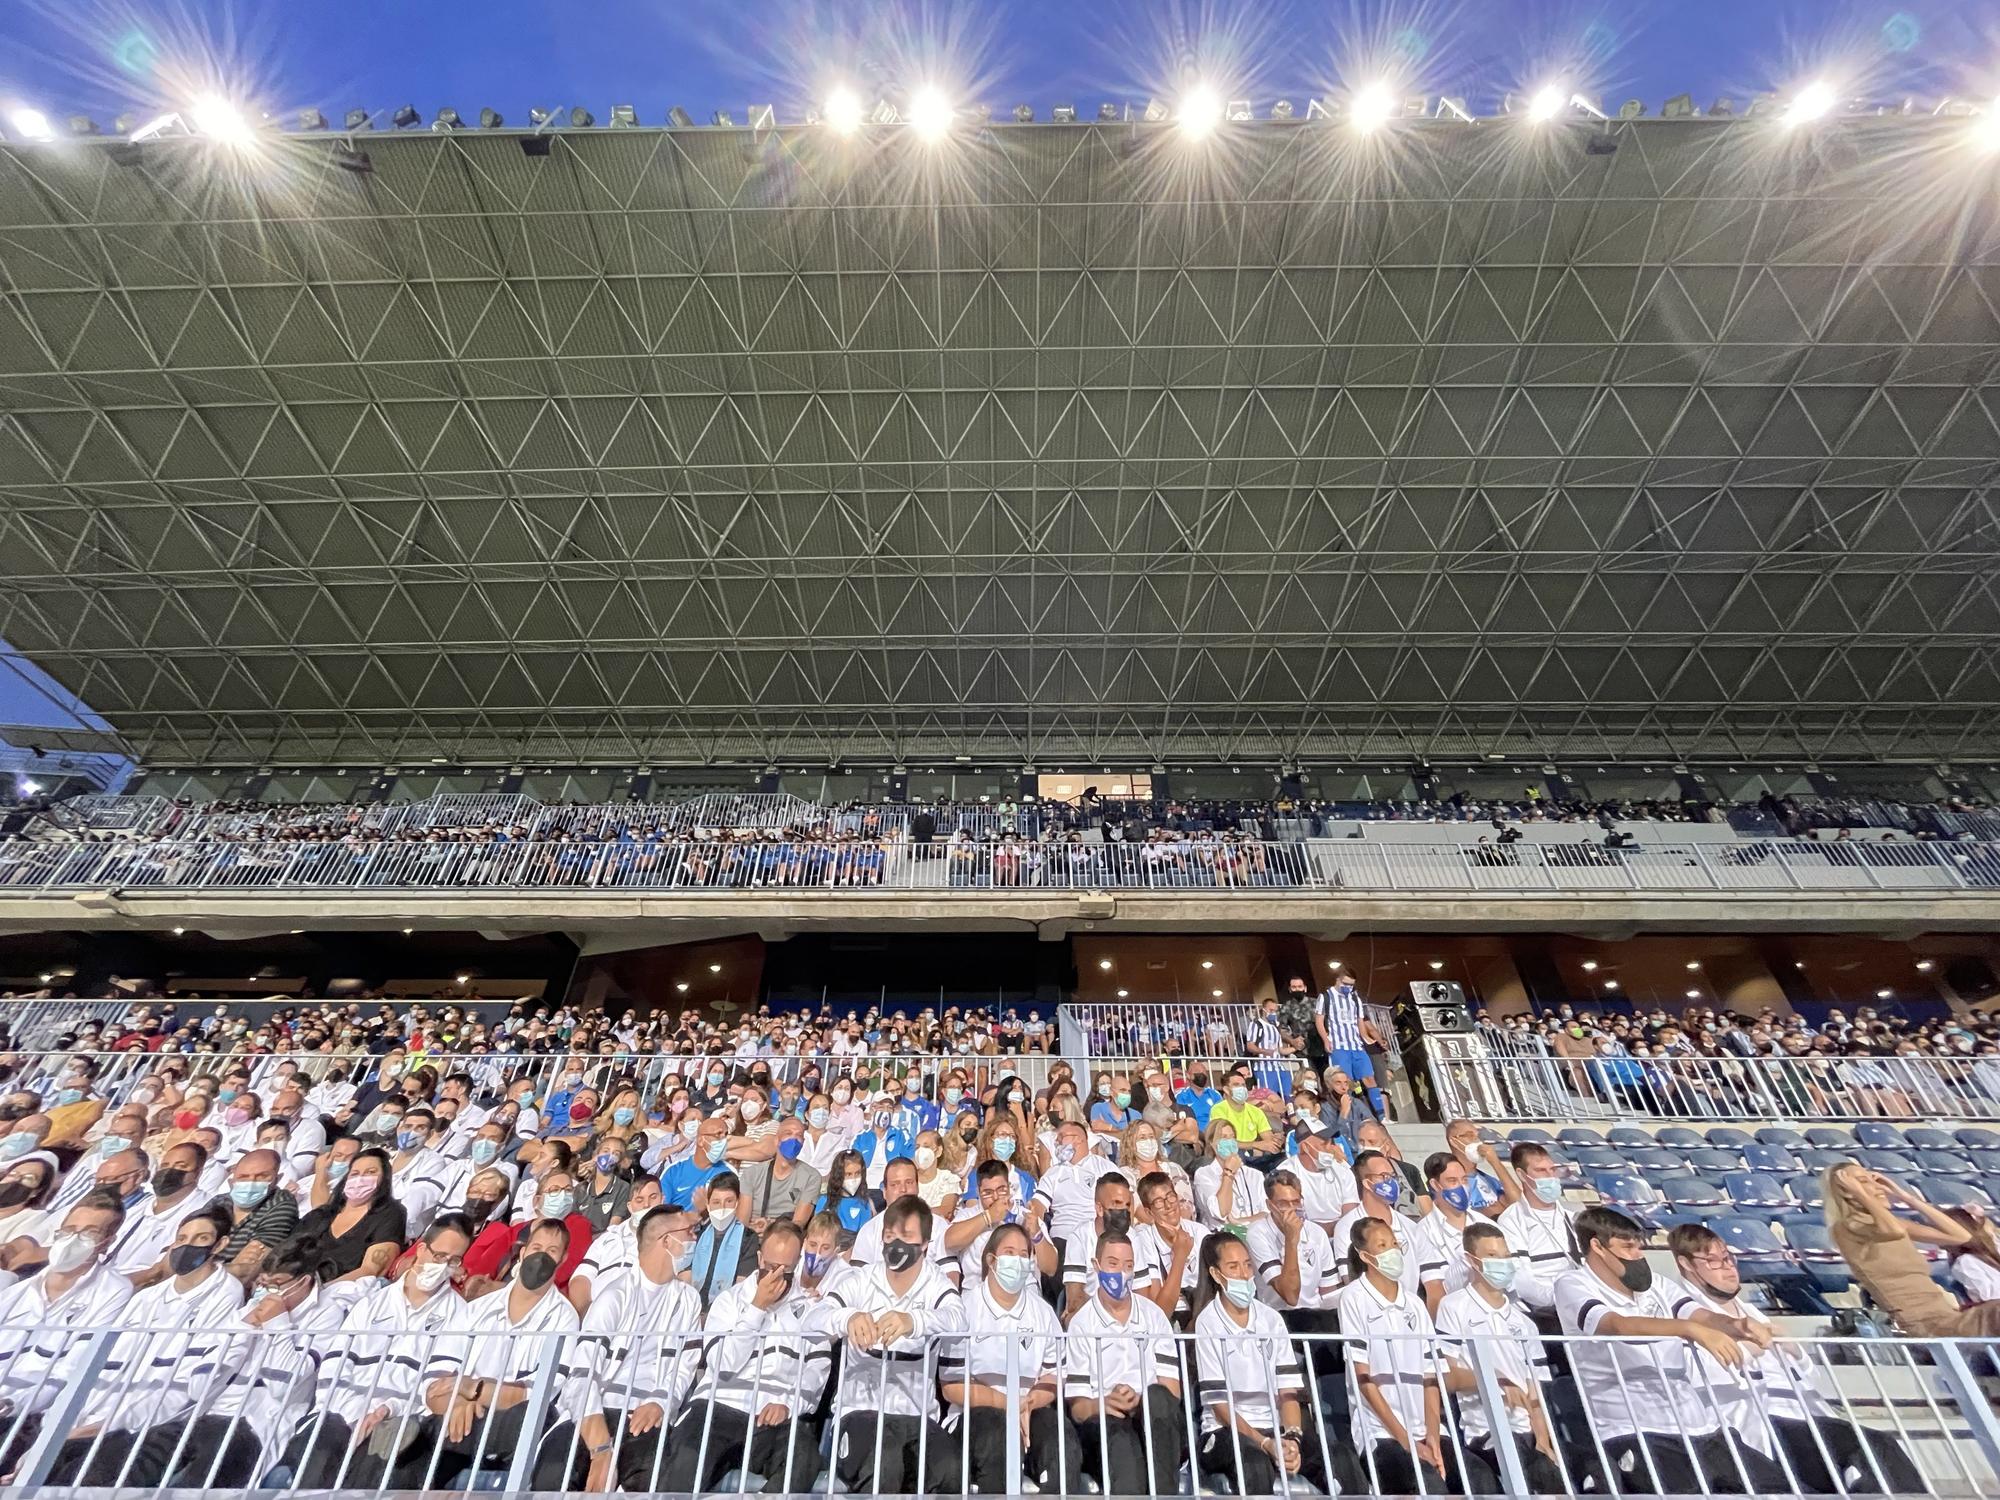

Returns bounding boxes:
[1,116,1999,768]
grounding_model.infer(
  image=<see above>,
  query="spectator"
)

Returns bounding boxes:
[1824,1166,2000,1336]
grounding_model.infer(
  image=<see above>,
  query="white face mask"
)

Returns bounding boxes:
[914,1146,937,1169]
[412,1259,453,1292]
[48,1232,97,1274]
[739,1098,764,1121]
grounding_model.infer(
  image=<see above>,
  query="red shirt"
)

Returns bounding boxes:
[459,1213,594,1289]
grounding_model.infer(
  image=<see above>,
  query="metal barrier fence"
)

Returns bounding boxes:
[0,1321,1993,1498]
[1057,1003,1284,1060]
[1432,1045,2000,1124]
[7,834,2000,897]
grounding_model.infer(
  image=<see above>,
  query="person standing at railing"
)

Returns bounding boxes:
[1313,972,1388,1117]
[1823,1165,2000,1337]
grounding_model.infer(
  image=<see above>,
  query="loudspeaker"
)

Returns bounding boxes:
[1402,979,1472,1035]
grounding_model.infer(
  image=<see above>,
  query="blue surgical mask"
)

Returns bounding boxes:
[1213,1137,1239,1159]
[993,1138,1016,1161]
[1097,1269,1129,1301]
[673,1241,696,1272]
[326,1160,349,1183]
[778,1138,803,1161]
[396,1129,424,1152]
[802,1248,832,1278]
[216,1088,238,1104]
[1222,1275,1255,1308]
[595,1153,618,1174]
[1440,1185,1471,1212]
[469,1140,499,1165]
[705,1139,727,1164]
[1230,1086,1249,1104]
[57,1088,84,1107]
[809,1108,830,1129]
[992,1254,1032,1292]
[1368,1177,1401,1206]
[99,1135,130,1157]
[1533,1176,1564,1205]
[1055,1142,1076,1165]
[231,1181,271,1210]
[1481,1256,1519,1291]
[612,1107,635,1127]
[541,1190,574,1218]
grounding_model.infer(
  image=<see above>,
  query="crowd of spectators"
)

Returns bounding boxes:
[2,978,1992,1496]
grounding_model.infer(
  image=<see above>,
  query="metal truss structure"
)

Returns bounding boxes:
[1,116,1998,768]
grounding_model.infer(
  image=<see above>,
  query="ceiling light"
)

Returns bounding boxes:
[1098,958,1113,970]
[8,107,55,141]
[1179,84,1224,140]
[1876,988,1892,999]
[1051,104,1076,123]
[909,86,953,141]
[1526,85,1566,123]
[1428,960,1444,971]
[189,94,254,146]
[1915,959,1935,972]
[1211,988,1224,997]
[172,926,185,935]
[455,973,470,984]
[1685,961,1700,970]
[402,928,414,935]
[1781,80,1836,127]
[822,86,864,136]
[675,981,690,992]
[1581,961,1598,972]
[1604,979,1620,990]
[1116,989,1129,998]
[1350,83,1396,133]
[1794,961,1806,969]
[1685,988,1701,999]
[1200,960,1214,970]
[709,963,723,972]
[299,108,328,130]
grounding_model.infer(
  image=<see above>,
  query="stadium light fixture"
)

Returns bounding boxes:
[1211,988,1224,997]
[609,104,638,128]
[432,106,464,130]
[822,86,865,136]
[172,926,185,935]
[1581,960,1598,971]
[188,94,254,146]
[455,973,470,985]
[1116,989,1129,998]
[7,107,55,141]
[570,107,596,128]
[709,962,723,973]
[909,85,953,141]
[390,104,420,129]
[1780,80,1835,127]
[1604,979,1620,990]
[1012,103,1033,122]
[1916,959,1936,972]
[344,108,372,130]
[299,107,329,130]
[1527,84,1566,123]
[1685,988,1701,999]
[1428,960,1445,971]
[1051,104,1076,123]
[1685,960,1700,970]
[67,115,97,135]
[1350,82,1396,133]
[479,107,504,128]
[1178,83,1224,141]
[667,106,695,127]
[1201,960,1214,970]
[1875,987,1893,998]
[1271,99,1295,119]
[676,981,690,992]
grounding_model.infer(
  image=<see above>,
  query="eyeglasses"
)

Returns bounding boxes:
[1689,1251,1737,1269]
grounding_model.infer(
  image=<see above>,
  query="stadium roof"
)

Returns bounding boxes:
[1,115,1998,768]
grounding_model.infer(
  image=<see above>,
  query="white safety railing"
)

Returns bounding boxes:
[1432,1045,2000,1124]
[5,834,2000,898]
[0,1322,1992,1499]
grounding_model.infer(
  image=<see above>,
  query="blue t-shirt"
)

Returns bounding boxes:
[660,1155,727,1209]
[853,1127,915,1169]
[815,1191,881,1232]
[1176,1086,1221,1130]
[1089,1102,1141,1135]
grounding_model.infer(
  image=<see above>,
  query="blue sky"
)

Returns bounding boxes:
[0,0,1991,734]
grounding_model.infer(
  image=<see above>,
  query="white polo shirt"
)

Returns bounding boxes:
[941,1278,1064,1418]
[1244,1216,1340,1309]
[1062,1290,1182,1403]
[422,1282,582,1392]
[1331,1207,1423,1301]
[1293,1154,1359,1225]
[849,1211,954,1272]
[1410,1208,1477,1300]
[1496,1199,1577,1313]
[1062,1223,1163,1294]
[1031,1156,1124,1248]
[1192,1158,1268,1228]
[1554,1266,1719,1440]
[1665,1274,1827,1445]
[1130,1221,1217,1317]
[1434,1283,1553,1442]
[1342,1272,1440,1447]
[1193,1294,1304,1434]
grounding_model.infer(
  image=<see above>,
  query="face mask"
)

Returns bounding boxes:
[843,1174,863,1194]
[1440,1185,1471,1212]
[993,1137,1016,1161]
[832,1087,852,1104]
[1222,1275,1255,1308]
[168,1242,213,1276]
[705,1139,727,1165]
[612,1107,636,1127]
[914,1146,937,1170]
[396,1128,425,1152]
[1134,1137,1159,1161]
[1103,1207,1131,1236]
[542,1190,574,1218]
[739,1098,764,1121]
[1481,1256,1519,1291]
[343,1175,379,1203]
[1097,1269,1129,1300]
[708,1073,724,1087]
[518,1251,558,1291]
[595,1152,618,1174]
[943,1087,962,1106]
[413,1259,453,1292]
[1114,1092,1131,1109]
[463,1196,497,1223]
[326,1158,350,1184]
[809,1108,830,1129]
[0,1135,34,1161]
[1213,1137,1239,1159]
[1533,1176,1564,1205]
[1230,1086,1249,1104]
[99,1135,131,1157]
[0,1180,36,1209]
[470,1140,500,1166]
[778,1138,803,1161]
[881,1238,924,1273]
[1097,1081,1112,1099]
[56,1088,84,1107]
[48,1232,96,1274]
[231,1181,272,1210]
[1367,1177,1400,1206]
[992,1254,1032,1292]
[1615,1254,1652,1294]
[1055,1142,1077,1166]
[681,1120,700,1140]
[1371,1248,1406,1281]
[216,1088,238,1104]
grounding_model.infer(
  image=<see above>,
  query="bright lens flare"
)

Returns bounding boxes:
[1527,85,1566,123]
[189,94,254,146]
[8,107,54,141]
[1975,103,2000,153]
[909,86,953,141]
[1179,84,1224,140]
[1781,80,1836,127]
[1350,83,1396,133]
[822,86,864,137]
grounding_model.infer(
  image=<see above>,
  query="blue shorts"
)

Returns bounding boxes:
[1331,1047,1377,1084]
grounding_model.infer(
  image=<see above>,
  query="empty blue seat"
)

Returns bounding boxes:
[1784,1221,1853,1294]
[1593,1172,1665,1222]
[1982,1173,2000,1204]
[1805,1126,1858,1149]
[1572,1147,1626,1172]
[1706,1127,1757,1148]
[1653,1208,1718,1233]
[1724,1170,1791,1209]
[1859,1148,1917,1175]
[1906,1127,1962,1151]
[1742,1143,1803,1174]
[1656,1126,1707,1149]
[1785,1173,1826,1211]
[1557,1127,1606,1147]
[1684,1147,1743,1175]
[1797,1147,1855,1171]
[1658,1172,1731,1208]
[1956,1128,2000,1154]
[1922,1177,1994,1211]
[1509,1126,1556,1144]
[1710,1214,1798,1281]
[1854,1122,1910,1150]
[1754,1126,1807,1149]
[1607,1126,1656,1149]
[1626,1146,1686,1173]
[1916,1149,1976,1179]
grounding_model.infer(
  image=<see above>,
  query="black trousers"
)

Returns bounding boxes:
[656,1401,824,1494]
[390,1402,531,1488]
[1471,1430,1573,1495]
[1363,1435,1502,1495]
[0,1414,42,1480]
[1073,1384,1187,1495]
[1771,1413,1924,1495]
[1603,1428,1791,1494]
[834,1410,960,1494]
[963,1403,1083,1494]
[125,1414,266,1487]
[1199,1418,1362,1496]
[534,1408,672,1492]
[282,1412,397,1489]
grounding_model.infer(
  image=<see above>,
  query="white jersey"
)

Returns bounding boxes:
[1030,1156,1124,1247]
[1555,1266,1718,1440]
[1434,1284,1552,1442]
[312,1276,467,1424]
[942,1279,1063,1423]
[1496,1199,1577,1313]
[1332,1208,1423,1302]
[1062,1292,1182,1403]
[1410,1209,1477,1299]
[1342,1273,1441,1446]
[1665,1275,1828,1450]
[849,1211,954,1272]
[1245,1216,1341,1309]
[1194,1295,1304,1434]
[76,1266,246,1433]
[0,1261,136,1416]
[694,1276,837,1420]
[1293,1155,1359,1225]
[553,1265,703,1425]
[804,1260,964,1421]
[1192,1159,1267,1227]
[421,1282,582,1393]
[107,1191,208,1278]
[1130,1221,1216,1317]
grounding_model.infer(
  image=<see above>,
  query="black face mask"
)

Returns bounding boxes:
[1614,1254,1652,1294]
[518,1251,558,1291]
[168,1242,213,1275]
[152,1166,190,1198]
[1103,1208,1132,1235]
[0,1181,34,1208]
[463,1196,498,1224]
[881,1238,924,1273]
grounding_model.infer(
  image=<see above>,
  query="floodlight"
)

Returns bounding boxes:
[1780,80,1835,126]
[609,104,638,128]
[1271,99,1295,120]
[1709,97,1735,117]
[710,109,733,127]
[189,94,254,145]
[667,106,694,127]
[1617,98,1646,119]
[67,114,98,136]
[344,108,372,130]
[1526,84,1566,123]
[1097,102,1119,121]
[9,107,55,141]
[1350,83,1396,132]
[909,85,953,140]
[299,107,329,130]
[479,107,503,128]
[571,107,596,127]
[528,107,554,128]
[1661,93,1695,118]
[390,104,420,129]
[1179,84,1224,140]
[432,106,464,130]
[822,86,864,135]
[1012,103,1033,122]
[1143,99,1168,122]
[1975,103,2000,153]
[1051,104,1076,123]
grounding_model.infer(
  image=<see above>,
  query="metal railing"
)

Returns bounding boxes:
[0,1320,1992,1498]
[1433,1045,2000,1124]
[6,834,2000,898]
